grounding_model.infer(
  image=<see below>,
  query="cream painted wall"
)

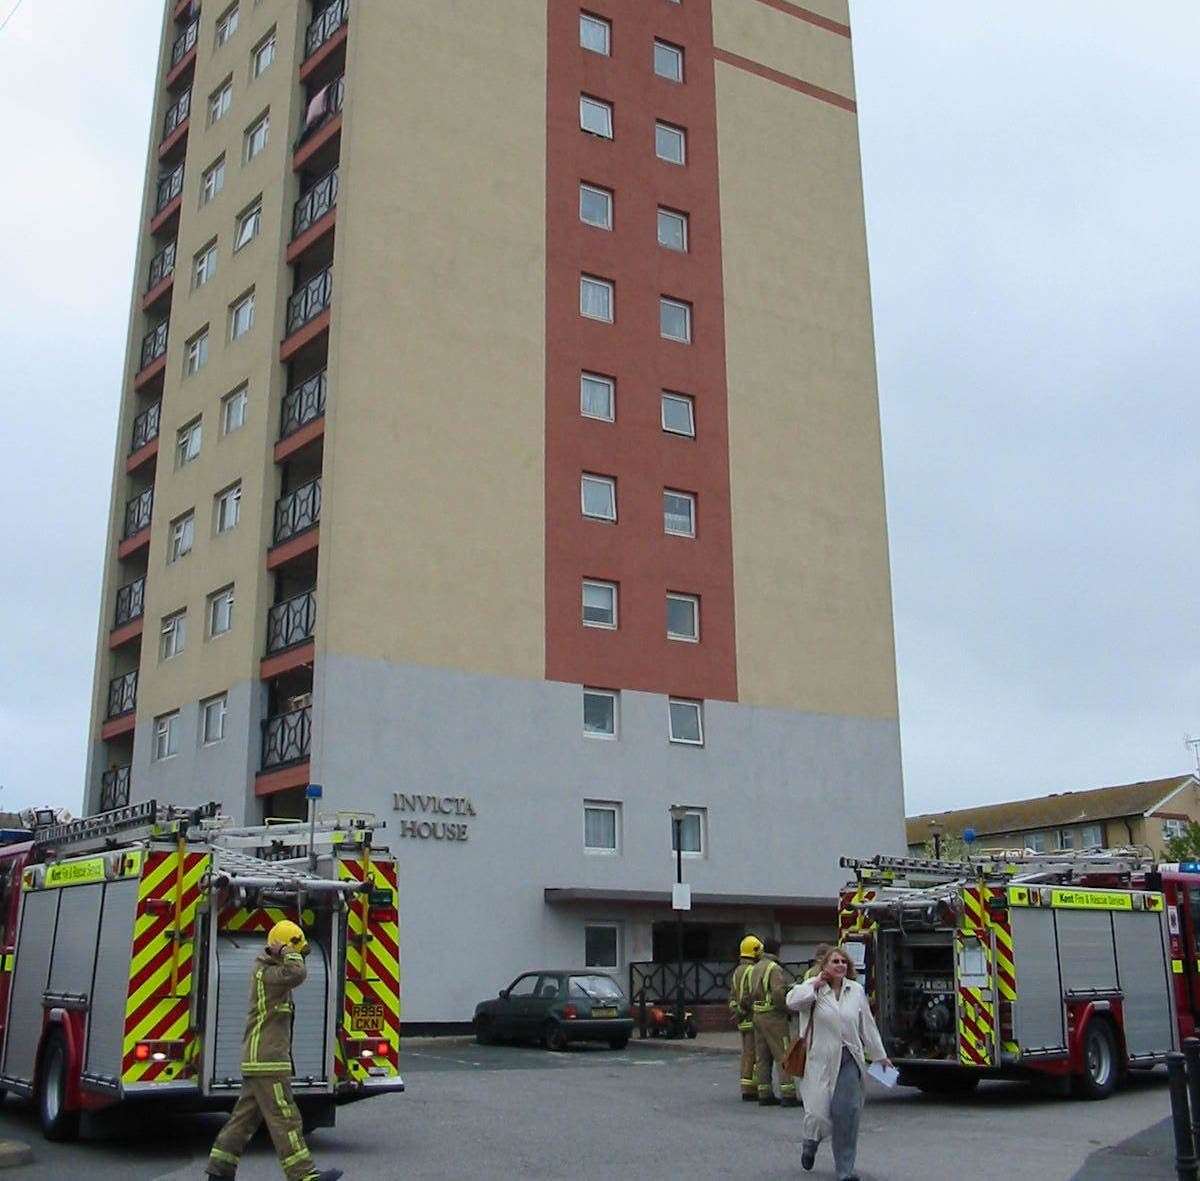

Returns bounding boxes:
[316,1,547,682]
[782,0,851,28]
[715,60,898,719]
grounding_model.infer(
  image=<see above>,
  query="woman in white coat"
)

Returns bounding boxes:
[786,946,893,1181]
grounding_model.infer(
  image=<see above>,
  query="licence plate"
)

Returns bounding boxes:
[351,1002,385,1032]
[591,1007,617,1019]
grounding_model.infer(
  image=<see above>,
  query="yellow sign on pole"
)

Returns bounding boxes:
[44,858,107,889]
[1050,888,1133,911]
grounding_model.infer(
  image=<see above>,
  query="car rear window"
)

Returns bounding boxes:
[568,975,623,1000]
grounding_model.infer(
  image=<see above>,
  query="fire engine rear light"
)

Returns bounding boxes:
[376,1040,389,1056]
[144,898,173,915]
[135,1039,185,1062]
[359,1047,373,1059]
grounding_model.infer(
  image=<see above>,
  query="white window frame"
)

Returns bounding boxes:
[208,585,235,638]
[584,922,621,969]
[657,207,688,252]
[579,183,613,230]
[1056,828,1076,851]
[230,290,256,340]
[176,417,202,467]
[208,79,233,126]
[579,12,611,55]
[215,481,242,534]
[670,807,706,857]
[581,372,615,422]
[580,275,614,322]
[668,698,704,746]
[581,474,617,522]
[244,112,270,162]
[584,802,621,854]
[153,711,181,761]
[582,580,617,629]
[234,198,262,251]
[666,592,700,642]
[159,610,187,661]
[222,384,248,434]
[663,489,696,537]
[200,156,226,205]
[583,688,618,740]
[660,296,692,342]
[655,121,686,164]
[201,693,228,745]
[580,95,614,139]
[1025,831,1048,853]
[1079,824,1103,849]
[185,328,209,376]
[168,512,195,564]
[1164,818,1189,841]
[215,2,239,47]
[654,40,684,82]
[252,29,276,77]
[661,392,695,437]
[193,240,218,288]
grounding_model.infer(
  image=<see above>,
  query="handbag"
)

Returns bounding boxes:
[783,1010,815,1078]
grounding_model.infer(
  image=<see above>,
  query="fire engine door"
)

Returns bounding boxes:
[1181,888,1200,1019]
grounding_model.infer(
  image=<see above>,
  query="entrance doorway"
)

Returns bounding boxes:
[651,922,743,962]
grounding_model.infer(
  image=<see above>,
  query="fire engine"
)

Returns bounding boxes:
[0,800,403,1139]
[837,849,1199,1099]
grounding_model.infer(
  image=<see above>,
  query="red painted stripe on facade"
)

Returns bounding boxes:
[544,0,738,701]
[711,47,856,112]
[748,0,852,38]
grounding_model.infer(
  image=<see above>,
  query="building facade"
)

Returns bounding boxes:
[86,0,903,1023]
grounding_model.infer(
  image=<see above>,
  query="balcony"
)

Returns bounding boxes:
[136,321,169,389]
[114,575,147,629]
[151,163,185,234]
[280,371,327,442]
[286,268,333,337]
[160,89,191,158]
[127,400,162,474]
[304,0,348,64]
[266,590,317,656]
[144,240,177,308]
[122,487,154,550]
[273,478,321,547]
[292,168,339,240]
[106,670,138,720]
[100,765,132,812]
[167,16,199,86]
[294,75,345,173]
[261,705,312,771]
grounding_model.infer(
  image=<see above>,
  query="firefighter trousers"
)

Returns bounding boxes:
[753,1011,796,1099]
[207,1075,316,1181]
[738,1024,757,1096]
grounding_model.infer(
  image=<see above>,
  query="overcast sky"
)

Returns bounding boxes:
[0,2,1195,818]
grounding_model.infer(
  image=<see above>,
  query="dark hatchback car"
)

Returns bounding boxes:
[474,970,634,1051]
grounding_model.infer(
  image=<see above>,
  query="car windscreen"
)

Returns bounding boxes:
[568,974,623,1000]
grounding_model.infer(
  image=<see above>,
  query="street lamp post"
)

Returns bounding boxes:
[929,819,943,861]
[669,804,689,1039]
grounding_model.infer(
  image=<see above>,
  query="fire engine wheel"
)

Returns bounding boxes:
[1075,1020,1119,1100]
[38,1032,80,1142]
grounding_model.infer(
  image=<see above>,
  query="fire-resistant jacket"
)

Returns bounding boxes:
[241,948,307,1076]
[728,957,757,1031]
[750,954,789,1017]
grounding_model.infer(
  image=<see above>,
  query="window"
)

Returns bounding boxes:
[582,580,617,629]
[176,418,202,467]
[1025,831,1047,853]
[667,592,699,641]
[244,112,270,161]
[584,803,620,852]
[208,585,235,637]
[230,290,256,339]
[580,95,613,138]
[1056,829,1076,851]
[193,241,218,289]
[507,974,539,998]
[654,40,684,82]
[200,156,226,205]
[153,711,181,761]
[184,328,209,376]
[168,511,195,563]
[581,373,615,421]
[657,208,688,252]
[215,482,241,533]
[581,275,614,322]
[160,610,187,660]
[215,3,239,46]
[581,474,616,521]
[579,183,613,230]
[663,490,695,537]
[201,694,228,745]
[208,79,233,125]
[580,12,610,54]
[252,29,276,77]
[1164,819,1189,841]
[585,924,619,969]
[661,392,695,436]
[234,198,262,250]
[670,807,706,854]
[660,297,692,342]
[222,384,248,434]
[1079,824,1103,849]
[583,689,617,738]
[655,121,686,164]
[668,698,703,745]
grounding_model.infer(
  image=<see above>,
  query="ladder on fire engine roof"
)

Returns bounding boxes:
[32,799,220,855]
[840,849,1160,890]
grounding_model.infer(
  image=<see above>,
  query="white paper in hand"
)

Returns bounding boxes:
[867,1062,899,1088]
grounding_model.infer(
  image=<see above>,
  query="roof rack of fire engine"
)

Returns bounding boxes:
[841,849,1158,890]
[209,846,367,897]
[34,800,220,855]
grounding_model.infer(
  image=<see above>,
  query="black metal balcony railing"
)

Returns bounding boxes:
[130,400,162,453]
[296,74,345,148]
[139,321,169,370]
[285,268,333,336]
[293,168,339,238]
[123,488,154,539]
[100,765,132,812]
[305,0,348,59]
[163,88,191,138]
[266,590,317,655]
[273,477,321,545]
[170,16,199,67]
[261,706,312,770]
[106,670,138,720]
[280,371,327,439]
[114,576,147,629]
[147,240,177,291]
[155,163,185,214]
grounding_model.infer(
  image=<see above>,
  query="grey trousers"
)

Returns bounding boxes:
[804,1048,863,1180]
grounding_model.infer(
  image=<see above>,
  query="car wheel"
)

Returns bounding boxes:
[1075,1019,1119,1100]
[608,1036,629,1051]
[475,1016,495,1046]
[543,1021,569,1052]
[38,1032,80,1142]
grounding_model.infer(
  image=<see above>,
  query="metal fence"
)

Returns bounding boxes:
[273,477,321,545]
[266,590,317,655]
[305,0,348,59]
[280,371,327,439]
[629,959,812,1006]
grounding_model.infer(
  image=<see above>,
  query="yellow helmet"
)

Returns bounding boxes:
[268,919,308,953]
[740,935,764,960]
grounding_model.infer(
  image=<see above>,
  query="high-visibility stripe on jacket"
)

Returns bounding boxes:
[750,955,787,1015]
[241,949,306,1076]
[729,958,757,1031]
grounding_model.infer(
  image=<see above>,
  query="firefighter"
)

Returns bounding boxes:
[729,934,764,1101]
[206,920,342,1181]
[751,936,798,1106]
